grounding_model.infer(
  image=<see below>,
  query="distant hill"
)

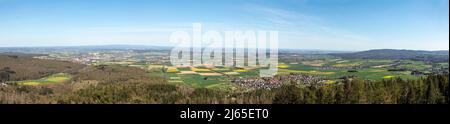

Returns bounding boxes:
[329,49,449,62]
[0,45,172,54]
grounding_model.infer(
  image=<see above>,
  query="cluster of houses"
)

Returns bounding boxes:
[232,73,326,89]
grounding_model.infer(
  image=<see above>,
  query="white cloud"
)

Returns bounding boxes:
[243,4,323,26]
[243,4,372,50]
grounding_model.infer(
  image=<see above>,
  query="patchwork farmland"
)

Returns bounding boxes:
[0,48,448,104]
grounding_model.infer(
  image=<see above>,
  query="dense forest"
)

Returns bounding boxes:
[272,74,448,104]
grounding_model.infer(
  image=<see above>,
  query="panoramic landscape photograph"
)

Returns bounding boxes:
[0,0,448,105]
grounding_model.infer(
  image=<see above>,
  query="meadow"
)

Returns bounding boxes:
[16,73,72,86]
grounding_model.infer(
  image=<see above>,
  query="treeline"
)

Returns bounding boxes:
[273,74,449,104]
[1,73,447,104]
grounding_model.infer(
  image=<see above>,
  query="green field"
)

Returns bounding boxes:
[148,65,239,91]
[147,57,441,91]
[17,73,72,86]
[279,59,431,80]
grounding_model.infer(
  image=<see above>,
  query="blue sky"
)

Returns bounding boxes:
[0,0,448,50]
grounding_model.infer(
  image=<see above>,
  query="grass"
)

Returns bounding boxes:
[212,68,231,72]
[177,67,192,71]
[278,69,336,75]
[191,67,212,72]
[19,81,43,86]
[17,73,71,86]
[325,69,419,80]
[166,67,179,73]
[286,63,316,71]
[383,76,395,79]
[235,69,261,78]
[277,62,423,80]
[302,60,326,67]
[234,69,249,72]
[46,77,69,82]
[333,62,362,67]
[178,75,229,87]
[155,66,240,91]
[277,63,289,69]
[396,60,432,70]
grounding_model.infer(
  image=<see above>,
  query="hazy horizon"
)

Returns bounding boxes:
[0,44,449,52]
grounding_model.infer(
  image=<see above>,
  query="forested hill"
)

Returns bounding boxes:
[0,54,85,81]
[329,49,449,62]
